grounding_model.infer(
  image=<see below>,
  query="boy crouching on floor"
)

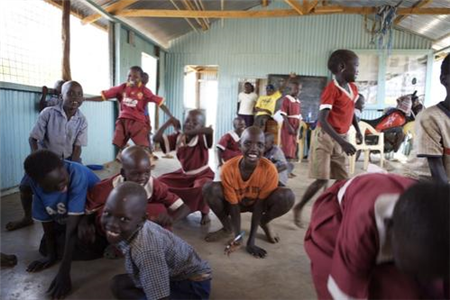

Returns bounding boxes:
[102,182,212,300]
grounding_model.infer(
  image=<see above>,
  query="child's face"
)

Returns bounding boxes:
[264,135,274,152]
[38,166,69,193]
[127,70,142,87]
[233,119,246,136]
[101,193,146,244]
[240,130,265,165]
[62,82,83,114]
[244,83,253,93]
[289,83,301,97]
[121,157,151,186]
[183,112,204,132]
[342,56,359,83]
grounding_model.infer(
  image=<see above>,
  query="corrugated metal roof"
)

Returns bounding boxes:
[69,0,450,50]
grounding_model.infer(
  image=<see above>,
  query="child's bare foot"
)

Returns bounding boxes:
[200,213,211,226]
[260,222,280,243]
[205,228,232,242]
[288,173,297,178]
[1,253,18,267]
[5,218,33,231]
[293,207,304,228]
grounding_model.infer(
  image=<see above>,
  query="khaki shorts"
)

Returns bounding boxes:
[308,127,349,180]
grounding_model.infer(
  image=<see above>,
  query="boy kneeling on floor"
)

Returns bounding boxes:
[103,182,212,300]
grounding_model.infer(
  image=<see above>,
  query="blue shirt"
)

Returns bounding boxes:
[31,161,100,224]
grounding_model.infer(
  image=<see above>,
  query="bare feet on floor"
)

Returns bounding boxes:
[200,214,211,226]
[260,222,280,243]
[205,228,232,242]
[1,253,18,267]
[5,218,34,231]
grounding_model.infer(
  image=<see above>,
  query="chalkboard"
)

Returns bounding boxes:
[268,74,328,122]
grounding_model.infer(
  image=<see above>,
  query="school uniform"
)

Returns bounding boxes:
[279,95,302,159]
[101,82,163,148]
[86,175,185,232]
[158,132,214,215]
[305,173,447,299]
[216,130,241,162]
[238,92,258,127]
[221,156,278,206]
[309,79,359,180]
[118,221,212,300]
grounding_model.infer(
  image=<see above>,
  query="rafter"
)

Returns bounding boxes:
[81,0,138,25]
[114,7,450,19]
[284,0,304,15]
[168,0,198,33]
[394,0,433,25]
[307,0,319,13]
[262,0,269,7]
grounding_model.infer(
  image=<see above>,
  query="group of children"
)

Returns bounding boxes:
[2,50,449,300]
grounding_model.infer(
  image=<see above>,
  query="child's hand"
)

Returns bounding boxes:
[26,257,56,272]
[356,132,363,145]
[42,86,48,94]
[171,117,181,130]
[47,271,72,299]
[340,141,357,155]
[152,213,173,227]
[289,72,297,78]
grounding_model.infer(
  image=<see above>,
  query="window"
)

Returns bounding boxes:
[0,1,109,94]
[355,53,379,105]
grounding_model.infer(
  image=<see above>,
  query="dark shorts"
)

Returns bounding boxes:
[113,118,150,148]
[169,278,211,300]
[238,114,254,127]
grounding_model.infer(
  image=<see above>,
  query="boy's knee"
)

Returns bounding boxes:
[203,182,223,204]
[279,188,295,209]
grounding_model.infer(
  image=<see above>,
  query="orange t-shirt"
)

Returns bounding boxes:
[221,156,278,205]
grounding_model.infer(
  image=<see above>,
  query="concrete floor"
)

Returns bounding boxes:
[0,151,375,300]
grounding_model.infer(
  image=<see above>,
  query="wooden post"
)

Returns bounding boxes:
[62,0,72,81]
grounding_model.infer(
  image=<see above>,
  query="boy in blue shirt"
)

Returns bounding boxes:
[24,150,102,299]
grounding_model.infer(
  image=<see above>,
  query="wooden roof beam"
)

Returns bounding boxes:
[168,0,199,33]
[285,0,304,15]
[81,0,138,25]
[262,0,269,7]
[307,0,320,13]
[394,0,433,25]
[115,7,450,19]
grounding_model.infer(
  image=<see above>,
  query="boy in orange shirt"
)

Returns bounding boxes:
[203,126,295,258]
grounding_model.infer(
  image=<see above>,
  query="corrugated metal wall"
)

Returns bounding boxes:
[165,3,432,140]
[0,87,116,190]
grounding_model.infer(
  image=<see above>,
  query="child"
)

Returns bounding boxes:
[203,126,295,258]
[237,82,258,127]
[216,117,246,166]
[293,49,362,227]
[39,79,66,111]
[154,110,214,225]
[279,81,302,161]
[23,150,104,300]
[407,54,450,183]
[83,145,191,235]
[6,81,88,231]
[86,66,179,155]
[264,133,289,186]
[305,173,449,299]
[103,182,212,300]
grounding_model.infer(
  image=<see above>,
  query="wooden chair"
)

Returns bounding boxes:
[296,121,308,160]
[348,121,384,174]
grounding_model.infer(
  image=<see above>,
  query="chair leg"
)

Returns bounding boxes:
[379,151,384,168]
[349,155,355,174]
[363,150,370,170]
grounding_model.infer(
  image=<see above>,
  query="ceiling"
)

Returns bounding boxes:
[67,0,450,51]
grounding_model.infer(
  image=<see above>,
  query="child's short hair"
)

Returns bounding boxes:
[24,150,64,182]
[393,182,449,274]
[129,66,144,77]
[441,54,450,76]
[244,82,255,92]
[328,49,358,74]
[187,109,206,126]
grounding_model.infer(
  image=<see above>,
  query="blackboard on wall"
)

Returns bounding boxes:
[268,75,328,122]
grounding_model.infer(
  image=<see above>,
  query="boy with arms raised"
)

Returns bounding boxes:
[154,109,214,225]
[203,126,295,258]
[6,81,88,231]
[24,150,102,299]
[293,49,362,227]
[103,182,212,300]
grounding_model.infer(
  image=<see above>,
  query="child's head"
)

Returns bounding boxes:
[120,146,151,186]
[142,72,149,86]
[355,93,365,111]
[61,81,83,115]
[328,49,359,83]
[233,117,246,136]
[101,182,148,244]
[440,53,450,89]
[184,109,205,133]
[24,150,69,193]
[239,126,265,166]
[127,66,144,87]
[264,132,275,152]
[391,182,449,280]
[265,84,276,96]
[244,82,254,94]
[54,80,66,95]
[288,81,302,97]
